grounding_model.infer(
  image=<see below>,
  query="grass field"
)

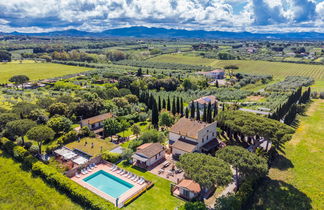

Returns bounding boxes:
[118,161,185,210]
[117,121,150,137]
[0,151,81,210]
[149,54,324,82]
[66,138,117,157]
[0,62,91,83]
[251,99,324,209]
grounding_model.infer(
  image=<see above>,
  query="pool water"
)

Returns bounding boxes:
[83,170,133,198]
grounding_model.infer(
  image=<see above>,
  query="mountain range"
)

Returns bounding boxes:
[3,26,324,40]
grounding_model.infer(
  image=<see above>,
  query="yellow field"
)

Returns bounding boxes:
[0,62,91,83]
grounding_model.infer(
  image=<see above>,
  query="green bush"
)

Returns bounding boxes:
[102,151,121,163]
[57,130,78,144]
[13,146,28,161]
[29,145,39,154]
[32,162,116,210]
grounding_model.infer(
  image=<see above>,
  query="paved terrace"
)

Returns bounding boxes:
[71,163,149,208]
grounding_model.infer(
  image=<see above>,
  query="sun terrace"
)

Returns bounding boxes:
[69,161,152,208]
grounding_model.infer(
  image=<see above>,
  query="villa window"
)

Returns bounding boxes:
[212,132,214,136]
[207,135,209,140]
[202,138,204,143]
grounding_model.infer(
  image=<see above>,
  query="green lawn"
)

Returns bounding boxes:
[117,121,150,138]
[117,161,184,210]
[65,138,117,157]
[0,151,81,210]
[0,62,91,83]
[251,99,324,209]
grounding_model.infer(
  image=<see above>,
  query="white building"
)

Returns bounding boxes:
[169,118,218,159]
[132,143,165,169]
[196,69,225,79]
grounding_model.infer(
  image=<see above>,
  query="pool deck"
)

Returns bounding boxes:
[71,163,149,207]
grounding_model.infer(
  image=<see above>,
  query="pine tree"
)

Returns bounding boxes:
[196,102,200,121]
[158,96,161,112]
[203,104,207,122]
[172,97,176,115]
[190,102,195,118]
[162,98,166,109]
[167,96,171,111]
[151,98,159,128]
[185,107,189,118]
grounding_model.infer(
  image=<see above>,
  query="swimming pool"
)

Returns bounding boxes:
[83,170,134,198]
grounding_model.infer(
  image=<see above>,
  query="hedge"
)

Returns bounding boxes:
[102,151,121,163]
[0,137,117,210]
[32,162,117,210]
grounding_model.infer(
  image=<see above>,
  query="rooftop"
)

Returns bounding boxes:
[80,113,113,126]
[177,179,201,193]
[171,139,197,153]
[136,143,164,158]
[169,117,211,139]
[193,95,217,105]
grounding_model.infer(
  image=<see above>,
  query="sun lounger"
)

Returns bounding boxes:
[137,178,143,184]
[140,179,145,185]
[112,167,118,172]
[89,164,94,170]
[128,174,134,179]
[131,175,137,181]
[93,163,97,168]
[111,165,116,171]
[124,172,129,177]
[87,166,93,171]
[118,169,124,174]
[134,176,140,182]
[81,169,87,175]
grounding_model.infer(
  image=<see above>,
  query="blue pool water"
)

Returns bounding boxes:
[83,170,133,198]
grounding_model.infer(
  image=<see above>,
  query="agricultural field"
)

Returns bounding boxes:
[0,151,81,210]
[149,54,324,82]
[251,99,324,209]
[0,61,91,83]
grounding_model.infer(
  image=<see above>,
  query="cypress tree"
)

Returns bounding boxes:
[190,102,195,118]
[158,96,161,112]
[167,96,171,111]
[149,94,154,109]
[176,97,180,114]
[203,104,207,122]
[162,98,166,109]
[213,102,218,118]
[172,97,176,115]
[180,98,184,116]
[151,98,159,128]
[222,103,225,111]
[146,69,149,74]
[216,80,219,88]
[185,107,189,118]
[207,101,212,123]
[136,68,142,77]
[196,102,200,121]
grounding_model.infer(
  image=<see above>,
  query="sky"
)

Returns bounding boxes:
[0,0,323,33]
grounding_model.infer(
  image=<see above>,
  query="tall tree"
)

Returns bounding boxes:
[162,98,166,109]
[185,107,189,118]
[131,124,141,139]
[196,102,200,121]
[5,119,37,145]
[207,101,212,123]
[213,102,218,118]
[103,118,121,139]
[172,97,176,115]
[151,98,159,128]
[180,98,184,116]
[176,97,180,114]
[27,125,55,154]
[216,146,268,189]
[136,68,142,77]
[202,104,207,122]
[177,153,232,190]
[158,96,162,112]
[190,102,195,119]
[167,96,171,111]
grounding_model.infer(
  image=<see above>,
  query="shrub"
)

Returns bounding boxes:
[13,146,28,161]
[31,162,116,209]
[57,130,78,144]
[102,151,121,163]
[29,145,39,155]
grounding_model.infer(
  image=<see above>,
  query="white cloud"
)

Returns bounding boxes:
[0,0,322,33]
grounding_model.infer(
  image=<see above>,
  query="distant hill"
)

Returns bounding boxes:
[4,26,324,40]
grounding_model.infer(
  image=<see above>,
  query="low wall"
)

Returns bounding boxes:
[65,155,103,178]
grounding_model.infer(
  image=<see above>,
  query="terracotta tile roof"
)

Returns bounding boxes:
[210,69,225,73]
[177,179,201,193]
[193,95,217,105]
[137,143,152,150]
[172,139,197,153]
[80,113,113,126]
[136,143,164,158]
[169,117,210,139]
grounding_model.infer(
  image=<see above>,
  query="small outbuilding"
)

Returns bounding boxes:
[132,143,165,170]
